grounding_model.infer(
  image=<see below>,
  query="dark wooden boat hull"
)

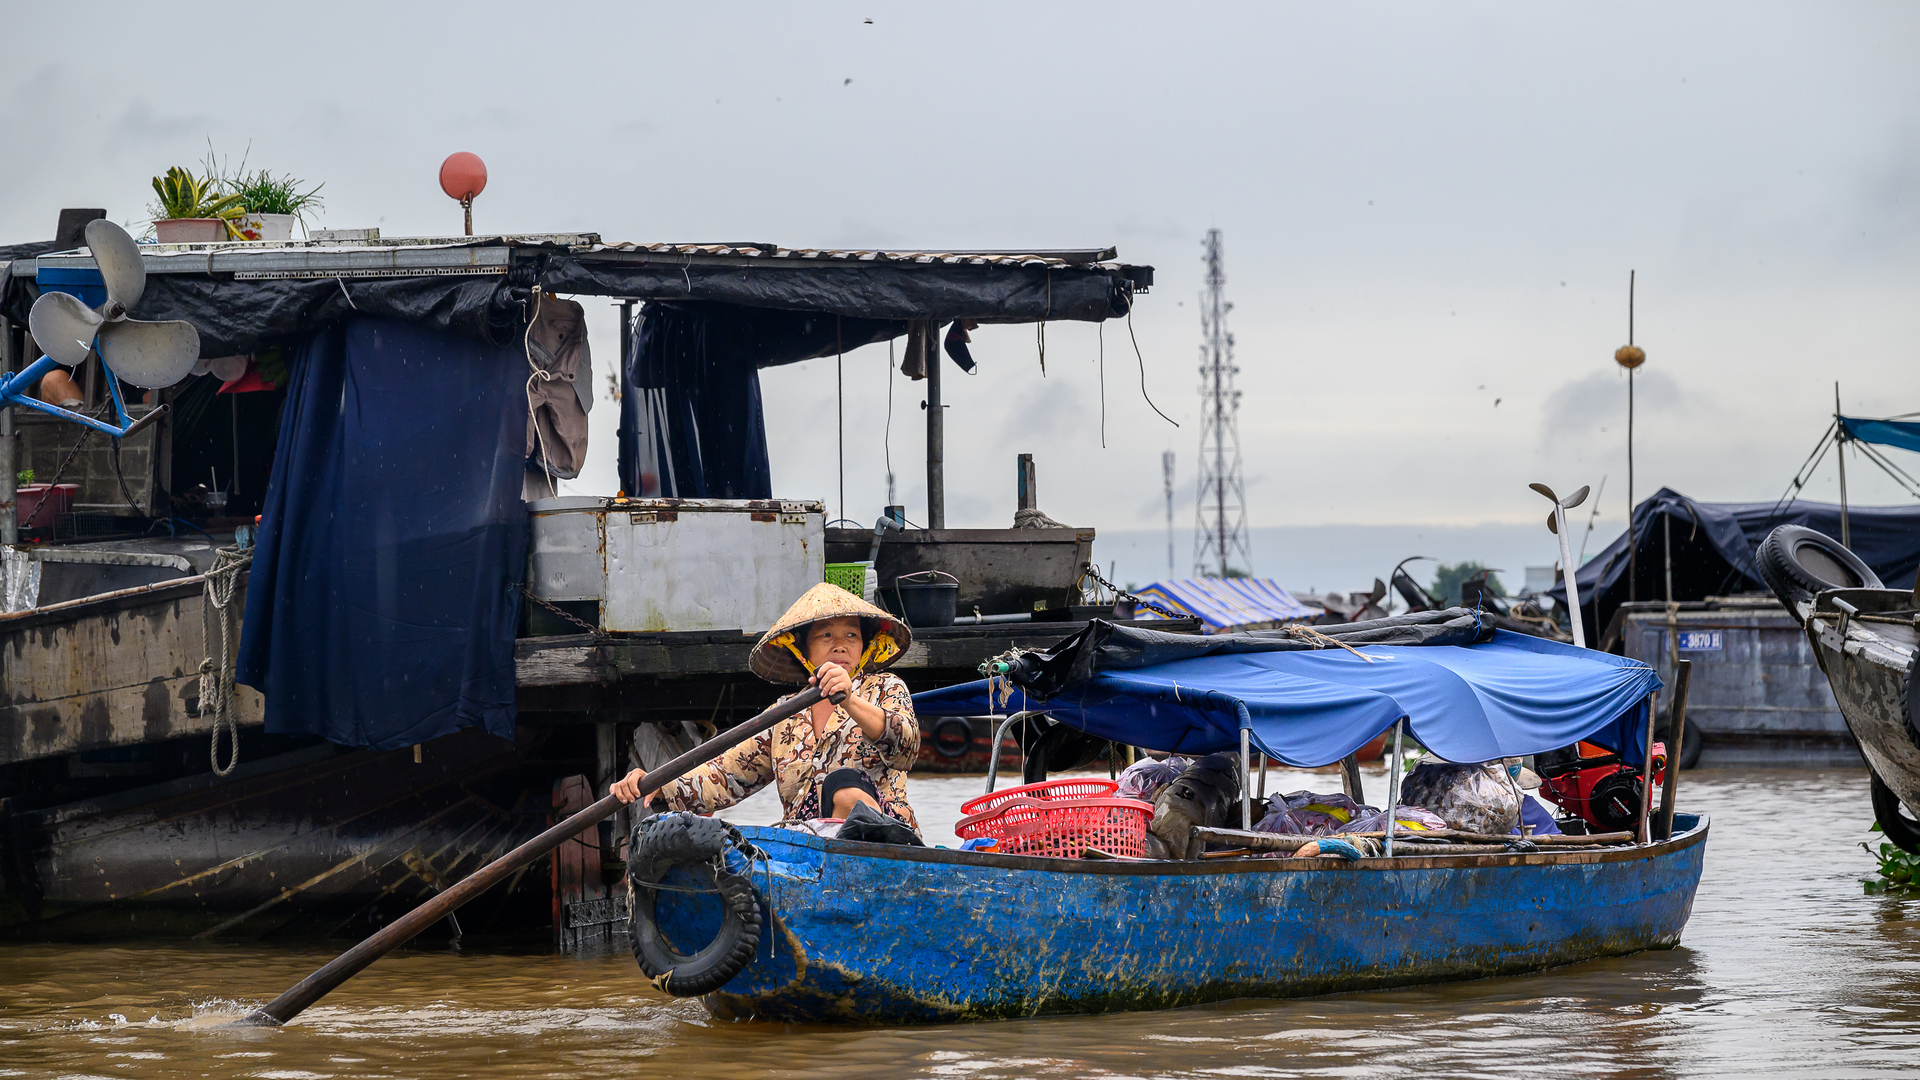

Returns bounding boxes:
[658,817,1709,1025]
[1802,589,1920,807]
[0,730,552,940]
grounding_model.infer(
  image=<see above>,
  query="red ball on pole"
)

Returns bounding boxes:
[439,153,487,235]
[439,153,487,201]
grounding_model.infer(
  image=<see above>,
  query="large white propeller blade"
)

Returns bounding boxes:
[23,219,201,390]
[85,217,147,315]
[26,290,103,366]
[99,320,202,389]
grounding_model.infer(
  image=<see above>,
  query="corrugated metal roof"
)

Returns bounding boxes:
[9,237,1128,277]
[1130,578,1318,633]
[584,242,1120,268]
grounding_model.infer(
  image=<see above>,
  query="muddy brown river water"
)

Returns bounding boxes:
[4,767,1918,1078]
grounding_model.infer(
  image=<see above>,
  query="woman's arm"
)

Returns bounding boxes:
[835,672,919,770]
[611,726,777,812]
[812,662,888,742]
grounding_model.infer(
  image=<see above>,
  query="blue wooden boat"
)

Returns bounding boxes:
[637,613,1706,1023]
[655,816,1707,1024]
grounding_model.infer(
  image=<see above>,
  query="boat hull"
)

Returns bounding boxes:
[664,818,1709,1025]
[1804,593,1920,807]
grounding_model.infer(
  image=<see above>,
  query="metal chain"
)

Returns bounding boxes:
[1079,562,1184,619]
[520,586,604,637]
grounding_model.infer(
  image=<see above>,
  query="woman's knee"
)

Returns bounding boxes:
[831,786,879,818]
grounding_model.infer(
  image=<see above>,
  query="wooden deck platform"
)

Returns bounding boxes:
[512,618,1200,721]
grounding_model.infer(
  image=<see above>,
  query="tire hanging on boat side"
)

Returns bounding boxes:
[627,813,763,997]
[1869,768,1920,855]
[1755,525,1883,623]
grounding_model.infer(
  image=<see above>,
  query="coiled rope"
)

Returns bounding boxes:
[200,547,251,776]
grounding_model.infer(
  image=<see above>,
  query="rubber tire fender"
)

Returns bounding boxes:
[1869,768,1920,856]
[627,813,762,997]
[1756,525,1882,622]
[930,716,975,760]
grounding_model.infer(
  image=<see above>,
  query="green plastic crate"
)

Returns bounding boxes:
[824,561,870,598]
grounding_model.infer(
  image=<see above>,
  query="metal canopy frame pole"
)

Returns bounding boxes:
[1637,691,1658,845]
[1239,727,1253,830]
[1385,720,1405,857]
[984,712,1031,794]
[1836,383,1851,548]
[926,332,945,529]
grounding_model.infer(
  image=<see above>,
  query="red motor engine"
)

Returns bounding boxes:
[1536,740,1667,833]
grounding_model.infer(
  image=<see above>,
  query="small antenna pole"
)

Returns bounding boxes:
[1836,382,1850,548]
[1627,270,1636,603]
[1613,271,1646,607]
[1162,450,1176,578]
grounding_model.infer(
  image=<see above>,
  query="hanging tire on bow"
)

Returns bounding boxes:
[1756,525,1882,624]
[626,812,763,997]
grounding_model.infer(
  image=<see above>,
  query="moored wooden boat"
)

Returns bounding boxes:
[1757,525,1920,849]
[656,818,1709,1025]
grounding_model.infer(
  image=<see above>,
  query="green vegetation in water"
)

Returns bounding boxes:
[1860,823,1920,895]
[1430,561,1505,607]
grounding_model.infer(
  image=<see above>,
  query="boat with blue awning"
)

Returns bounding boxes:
[631,610,1708,1024]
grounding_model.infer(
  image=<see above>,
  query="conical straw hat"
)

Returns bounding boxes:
[750,582,914,685]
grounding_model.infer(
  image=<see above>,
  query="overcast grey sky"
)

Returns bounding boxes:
[6,2,1916,587]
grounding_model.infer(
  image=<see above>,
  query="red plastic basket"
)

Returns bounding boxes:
[954,796,1153,859]
[959,778,1119,818]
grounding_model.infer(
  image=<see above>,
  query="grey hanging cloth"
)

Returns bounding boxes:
[524,295,592,480]
[899,318,936,380]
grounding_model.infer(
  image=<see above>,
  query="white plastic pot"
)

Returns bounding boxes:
[236,213,296,242]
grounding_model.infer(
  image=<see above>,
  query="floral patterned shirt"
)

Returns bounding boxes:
[657,672,921,833]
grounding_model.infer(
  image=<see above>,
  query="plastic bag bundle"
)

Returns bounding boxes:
[1347,805,1449,835]
[1254,790,1370,836]
[1116,755,1192,803]
[1396,761,1520,835]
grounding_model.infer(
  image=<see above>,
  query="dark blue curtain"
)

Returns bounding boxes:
[236,317,528,751]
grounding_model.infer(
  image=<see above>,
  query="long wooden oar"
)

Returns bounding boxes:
[244,684,838,1026]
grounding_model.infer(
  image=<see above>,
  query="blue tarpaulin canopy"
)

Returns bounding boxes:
[1839,415,1920,456]
[915,629,1661,768]
[1129,577,1315,632]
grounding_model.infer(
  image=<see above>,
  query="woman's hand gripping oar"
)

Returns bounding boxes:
[241,684,844,1027]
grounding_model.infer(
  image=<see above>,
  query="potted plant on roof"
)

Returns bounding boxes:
[230,168,324,241]
[151,166,246,243]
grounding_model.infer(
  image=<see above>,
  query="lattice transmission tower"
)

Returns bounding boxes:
[1192,229,1251,578]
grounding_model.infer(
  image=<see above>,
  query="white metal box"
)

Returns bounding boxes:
[527,497,825,633]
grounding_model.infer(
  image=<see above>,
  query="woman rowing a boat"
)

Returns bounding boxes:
[611,582,922,834]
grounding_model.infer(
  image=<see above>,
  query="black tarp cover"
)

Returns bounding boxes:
[545,256,1133,324]
[1547,487,1920,636]
[235,317,528,751]
[2,247,1137,358]
[988,610,1496,702]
